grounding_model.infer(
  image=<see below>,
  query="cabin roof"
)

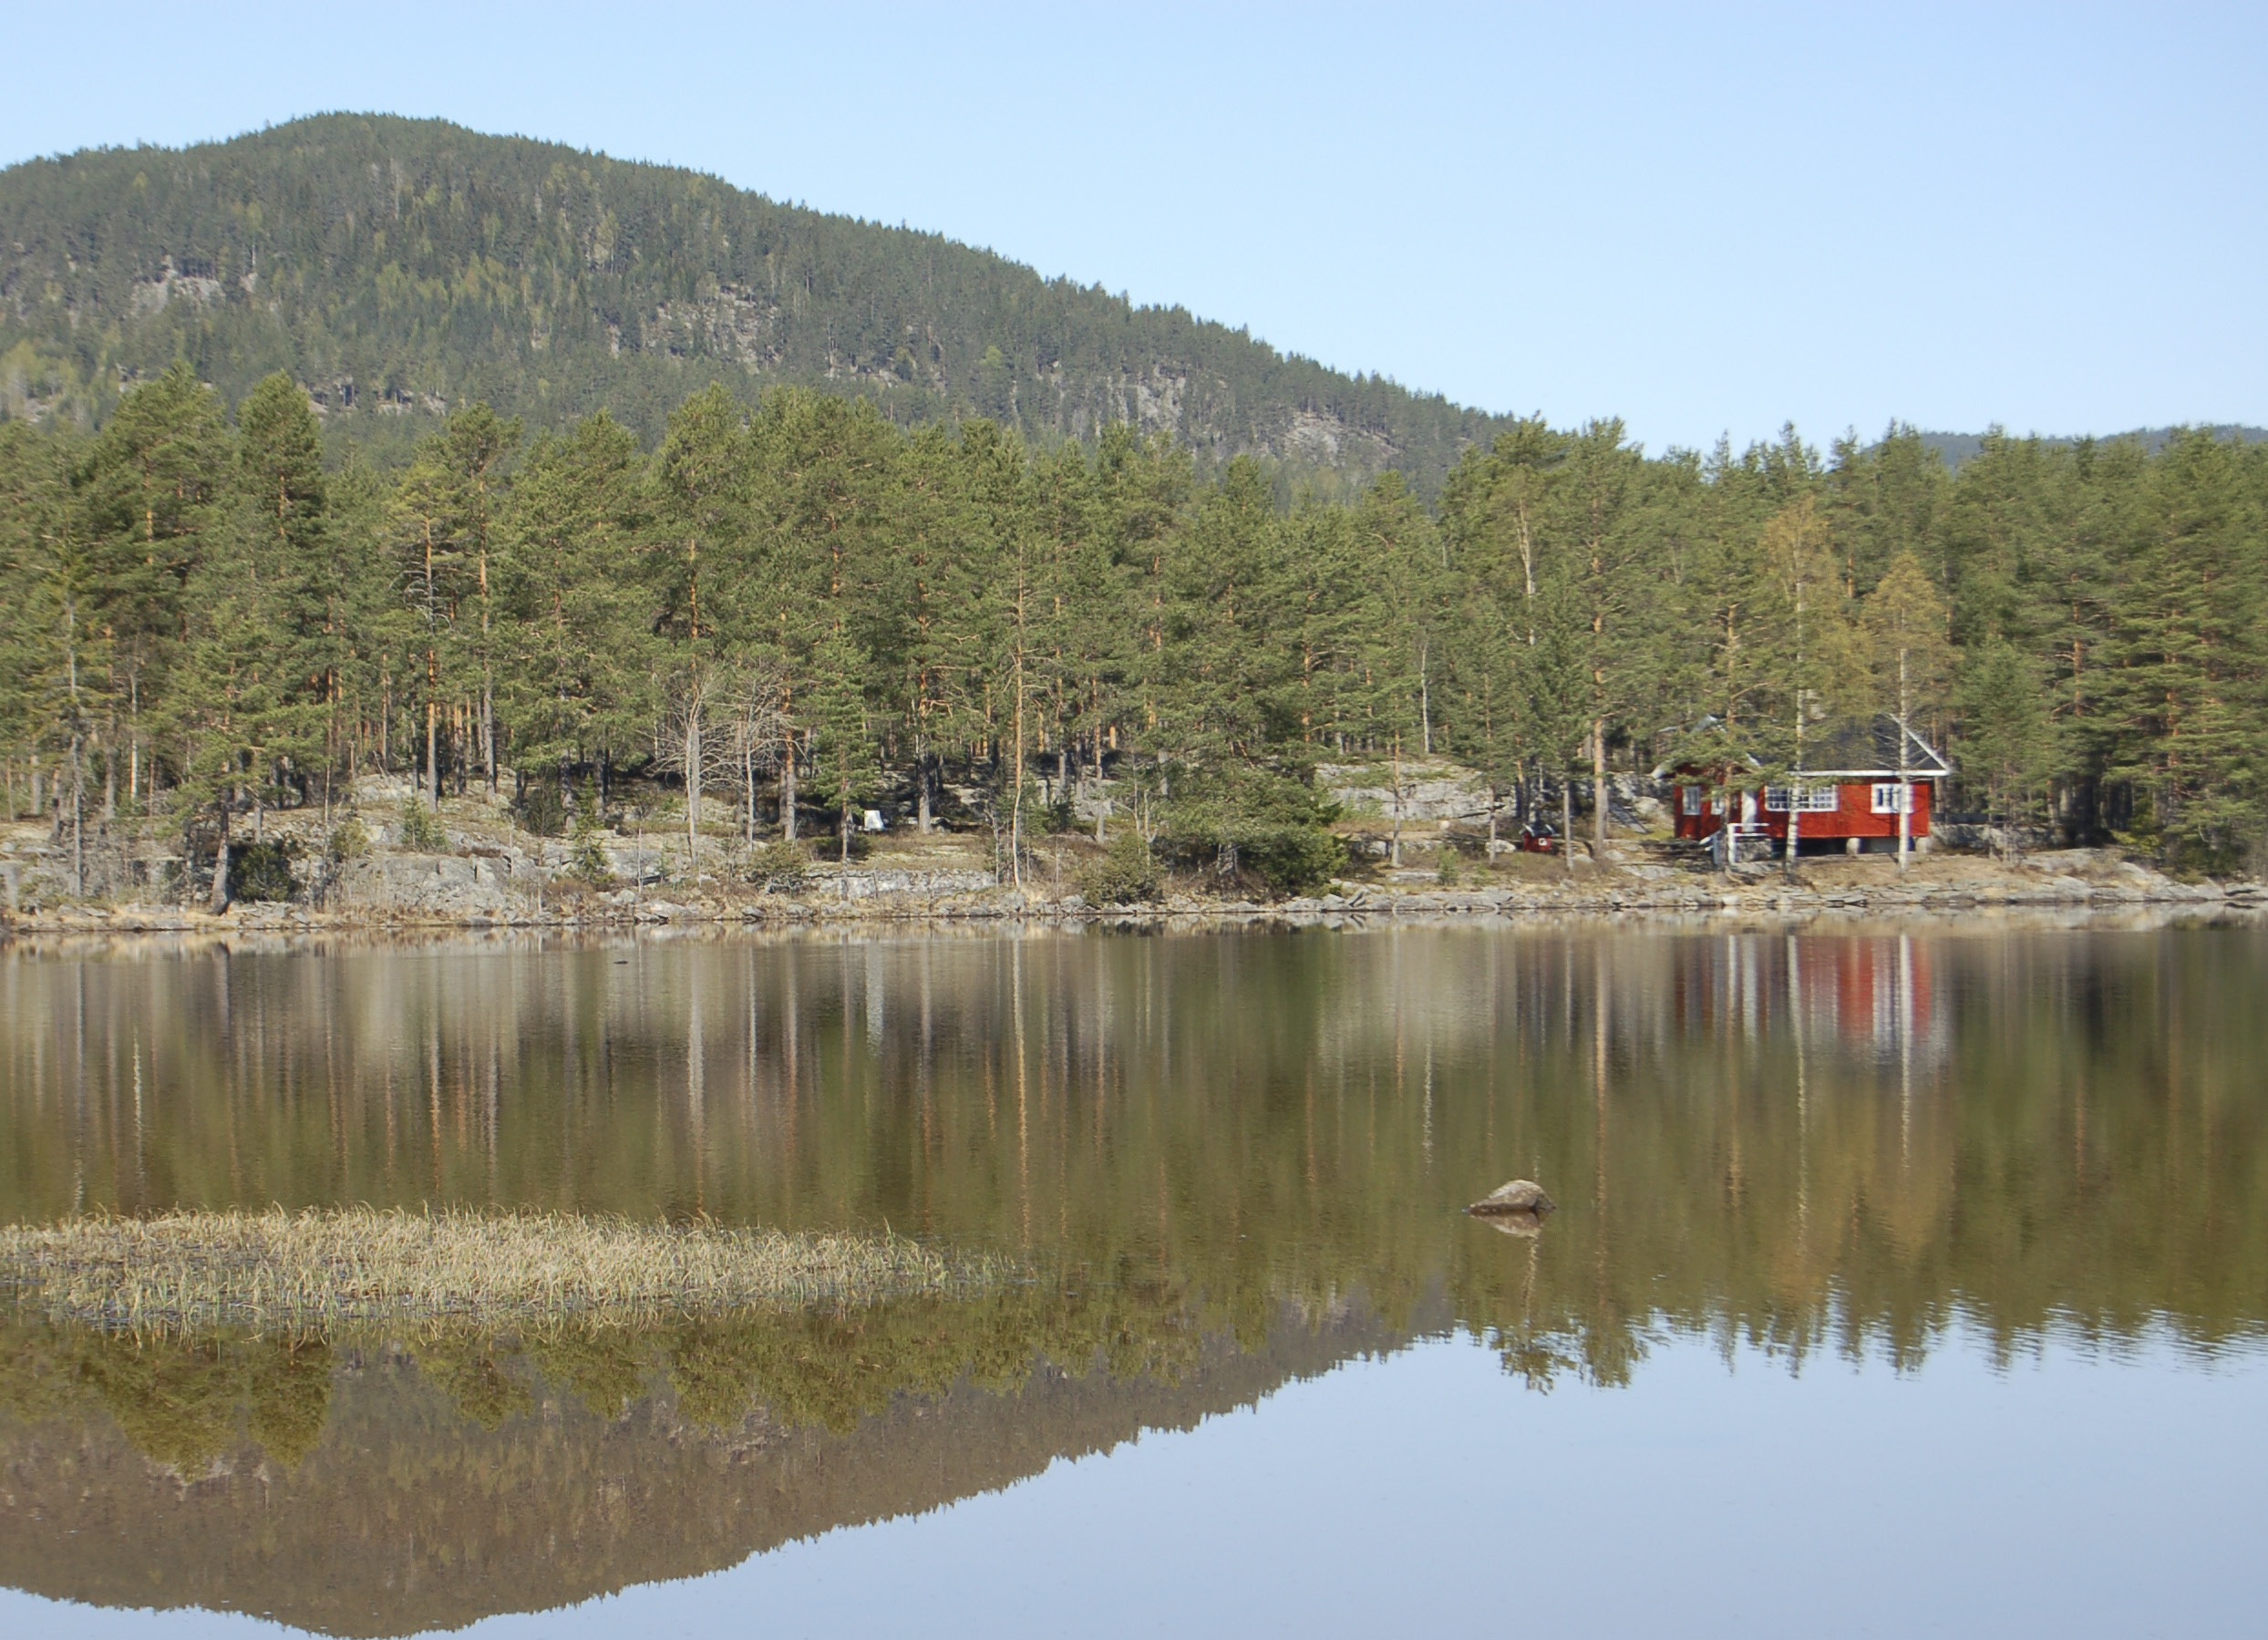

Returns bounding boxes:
[1800,717,1951,778]
[1652,715,1949,779]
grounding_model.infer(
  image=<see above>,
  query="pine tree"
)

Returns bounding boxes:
[233,373,338,813]
[497,412,652,811]
[1956,636,2053,860]
[1860,550,1953,867]
[1351,470,1442,866]
[2098,431,2266,867]
[385,405,521,809]
[649,384,747,859]
[74,363,230,820]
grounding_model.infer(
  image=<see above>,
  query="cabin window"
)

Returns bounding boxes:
[1871,782,1913,814]
[1765,786,1839,813]
[1681,786,1703,816]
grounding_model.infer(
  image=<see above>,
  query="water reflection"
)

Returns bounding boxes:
[0,1294,1403,1636]
[2,919,2263,1632]
[6,921,2263,1357]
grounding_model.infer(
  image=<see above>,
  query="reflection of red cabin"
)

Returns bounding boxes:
[1660,717,1950,856]
[1808,936,1934,1052]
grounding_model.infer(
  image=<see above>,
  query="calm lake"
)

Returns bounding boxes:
[3,917,2264,1637]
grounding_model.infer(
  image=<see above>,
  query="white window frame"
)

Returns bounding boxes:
[1871,782,1914,815]
[1764,785,1839,814]
[1681,786,1703,816]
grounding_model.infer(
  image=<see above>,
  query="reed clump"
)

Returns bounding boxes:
[0,1208,998,1334]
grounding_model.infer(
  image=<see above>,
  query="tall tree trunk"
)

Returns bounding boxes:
[1562,773,1574,877]
[1389,733,1404,869]
[70,738,84,898]
[685,705,702,869]
[1591,719,1608,860]
[1717,770,1736,876]
[780,731,798,842]
[210,792,232,913]
[915,733,933,835]
[1785,714,1806,884]
[1896,651,1912,872]
[482,684,496,794]
[1420,658,1433,756]
[425,697,439,810]
[1010,607,1026,892]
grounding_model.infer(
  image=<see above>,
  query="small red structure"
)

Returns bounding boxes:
[1659,717,1950,857]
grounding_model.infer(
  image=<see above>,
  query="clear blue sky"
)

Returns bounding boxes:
[5,2,2260,454]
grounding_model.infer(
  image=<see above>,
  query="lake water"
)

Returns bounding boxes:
[2,918,2263,1637]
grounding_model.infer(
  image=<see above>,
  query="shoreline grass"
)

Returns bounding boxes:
[0,1207,998,1334]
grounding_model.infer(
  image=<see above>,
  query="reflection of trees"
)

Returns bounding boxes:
[0,1275,1223,1476]
[0,922,2261,1634]
[244,1337,332,1468]
[1441,925,2268,1384]
[657,1279,1211,1434]
[5,922,2264,1396]
[76,1336,242,1477]
[416,1336,534,1429]
[0,1297,1405,1637]
[0,1325,333,1478]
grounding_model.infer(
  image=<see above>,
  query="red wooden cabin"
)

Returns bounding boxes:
[1660,717,1950,856]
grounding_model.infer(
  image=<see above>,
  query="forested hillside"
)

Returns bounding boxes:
[0,114,1508,489]
[3,361,2261,903]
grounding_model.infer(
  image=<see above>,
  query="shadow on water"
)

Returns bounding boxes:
[1,918,2263,1631]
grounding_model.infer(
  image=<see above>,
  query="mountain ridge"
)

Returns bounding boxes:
[0,112,1513,489]
[1907,424,2268,470]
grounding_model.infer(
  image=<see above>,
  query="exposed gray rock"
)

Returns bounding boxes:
[1318,759,1496,823]
[807,867,998,900]
[1469,1179,1557,1217]
[331,852,513,917]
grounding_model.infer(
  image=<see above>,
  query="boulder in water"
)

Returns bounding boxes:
[1468,1180,1556,1218]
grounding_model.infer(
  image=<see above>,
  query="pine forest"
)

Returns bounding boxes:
[3,357,2262,902]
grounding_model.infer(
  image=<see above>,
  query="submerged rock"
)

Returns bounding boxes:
[1468,1179,1556,1218]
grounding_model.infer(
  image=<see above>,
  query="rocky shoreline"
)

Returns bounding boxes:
[3,847,2256,941]
[4,773,2257,941]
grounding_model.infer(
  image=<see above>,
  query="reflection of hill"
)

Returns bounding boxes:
[0,1300,1408,1637]
[3,922,2265,1629]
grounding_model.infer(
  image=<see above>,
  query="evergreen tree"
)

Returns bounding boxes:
[1859,550,1953,867]
[232,372,337,811]
[1956,635,2054,860]
[2098,430,2265,867]
[73,362,230,820]
[497,412,650,810]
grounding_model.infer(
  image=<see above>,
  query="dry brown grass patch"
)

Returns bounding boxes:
[0,1207,998,1335]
